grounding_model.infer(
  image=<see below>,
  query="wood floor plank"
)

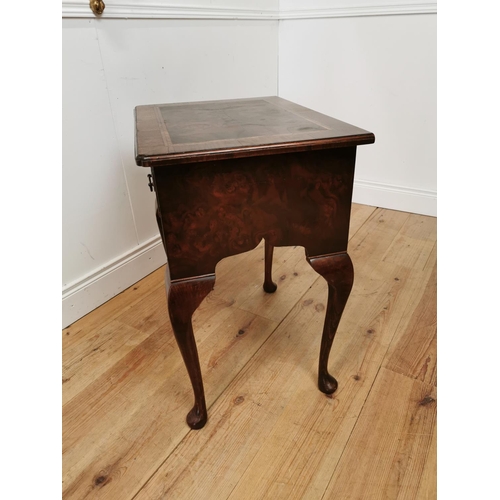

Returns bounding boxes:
[211,242,299,311]
[414,419,437,499]
[348,203,377,239]
[237,245,318,323]
[381,213,436,270]
[62,267,165,348]
[348,208,410,275]
[63,320,150,405]
[116,282,170,334]
[322,367,437,500]
[383,258,437,386]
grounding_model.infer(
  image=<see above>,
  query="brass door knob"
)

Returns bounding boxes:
[90,0,105,15]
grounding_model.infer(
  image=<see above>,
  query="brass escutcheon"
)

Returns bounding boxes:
[89,0,105,15]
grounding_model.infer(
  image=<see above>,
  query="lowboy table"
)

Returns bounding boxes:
[134,97,374,429]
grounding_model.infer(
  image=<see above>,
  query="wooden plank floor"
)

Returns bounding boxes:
[62,204,437,500]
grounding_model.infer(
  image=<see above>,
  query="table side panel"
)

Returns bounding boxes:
[153,148,357,280]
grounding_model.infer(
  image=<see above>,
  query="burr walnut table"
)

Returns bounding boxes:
[134,96,375,429]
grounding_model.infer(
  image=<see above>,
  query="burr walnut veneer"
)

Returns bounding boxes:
[134,97,375,429]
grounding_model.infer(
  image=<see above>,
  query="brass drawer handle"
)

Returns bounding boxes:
[89,0,105,15]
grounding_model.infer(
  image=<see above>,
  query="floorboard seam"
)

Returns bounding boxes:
[319,363,384,500]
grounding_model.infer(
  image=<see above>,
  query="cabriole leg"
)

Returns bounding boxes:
[167,275,215,429]
[307,253,354,395]
[263,238,278,293]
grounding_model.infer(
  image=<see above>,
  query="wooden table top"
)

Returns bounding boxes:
[135,96,374,167]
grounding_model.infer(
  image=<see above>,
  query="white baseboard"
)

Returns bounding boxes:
[62,235,166,328]
[353,179,436,216]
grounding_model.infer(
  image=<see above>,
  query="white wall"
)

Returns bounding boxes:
[62,12,278,327]
[62,1,436,327]
[279,3,437,215]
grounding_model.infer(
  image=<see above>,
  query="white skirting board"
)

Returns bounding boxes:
[353,179,436,217]
[62,236,167,329]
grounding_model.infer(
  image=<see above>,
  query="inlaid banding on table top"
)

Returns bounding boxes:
[135,96,375,166]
